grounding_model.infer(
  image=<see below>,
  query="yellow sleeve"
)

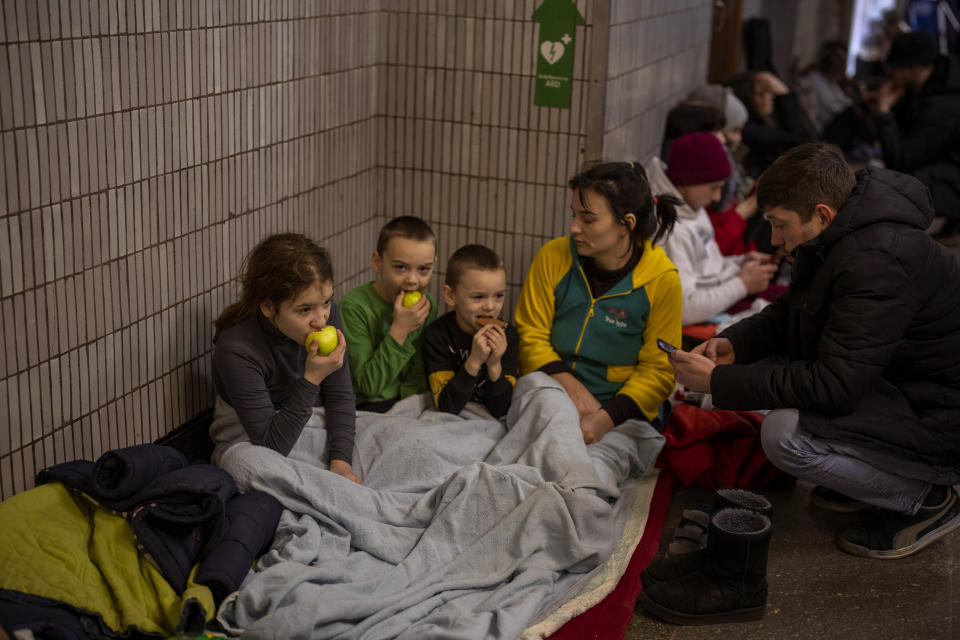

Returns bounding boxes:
[618,269,683,420]
[513,238,571,375]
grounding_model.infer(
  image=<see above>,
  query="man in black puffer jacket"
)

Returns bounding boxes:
[870,31,960,241]
[670,144,960,560]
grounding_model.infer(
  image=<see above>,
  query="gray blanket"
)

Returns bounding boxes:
[213,373,664,639]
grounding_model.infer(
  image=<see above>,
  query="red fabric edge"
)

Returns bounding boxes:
[546,471,675,640]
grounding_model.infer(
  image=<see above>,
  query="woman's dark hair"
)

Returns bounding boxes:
[214,233,334,340]
[568,162,681,247]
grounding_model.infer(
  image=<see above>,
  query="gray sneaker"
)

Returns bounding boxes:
[837,486,960,559]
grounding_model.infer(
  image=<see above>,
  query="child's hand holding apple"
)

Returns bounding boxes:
[303,327,346,385]
[389,290,430,346]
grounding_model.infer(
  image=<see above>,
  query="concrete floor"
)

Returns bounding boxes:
[624,479,959,640]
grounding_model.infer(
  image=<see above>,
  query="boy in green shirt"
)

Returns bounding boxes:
[340,216,438,411]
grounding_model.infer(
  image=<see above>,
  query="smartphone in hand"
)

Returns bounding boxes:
[657,338,678,354]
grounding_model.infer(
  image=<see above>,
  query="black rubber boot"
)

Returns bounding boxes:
[641,488,772,588]
[639,508,772,625]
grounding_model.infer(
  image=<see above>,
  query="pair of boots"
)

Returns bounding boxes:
[638,488,773,625]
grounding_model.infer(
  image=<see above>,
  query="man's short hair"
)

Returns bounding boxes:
[445,244,504,288]
[757,144,856,221]
[376,216,436,255]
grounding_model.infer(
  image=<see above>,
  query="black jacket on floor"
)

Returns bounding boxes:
[38,444,282,600]
[874,55,960,220]
[710,168,960,467]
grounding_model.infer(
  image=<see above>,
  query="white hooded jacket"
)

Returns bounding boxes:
[645,156,747,325]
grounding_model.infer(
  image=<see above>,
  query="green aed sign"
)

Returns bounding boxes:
[532,0,585,109]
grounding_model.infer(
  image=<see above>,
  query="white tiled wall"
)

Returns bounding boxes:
[0,1,381,498]
[603,0,713,162]
[0,0,714,499]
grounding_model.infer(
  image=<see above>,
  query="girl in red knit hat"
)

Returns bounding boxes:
[645,132,783,327]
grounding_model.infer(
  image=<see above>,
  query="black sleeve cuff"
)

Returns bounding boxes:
[602,394,643,426]
[538,361,571,376]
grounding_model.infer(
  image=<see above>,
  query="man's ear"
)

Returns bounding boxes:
[814,203,837,228]
[259,300,276,319]
[442,284,456,307]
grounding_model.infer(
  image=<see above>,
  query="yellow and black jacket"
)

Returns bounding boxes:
[514,236,682,423]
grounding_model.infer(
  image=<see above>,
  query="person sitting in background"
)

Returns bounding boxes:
[660,101,727,161]
[726,70,817,179]
[796,40,853,134]
[687,84,761,255]
[687,84,752,204]
[867,31,960,242]
[646,133,780,327]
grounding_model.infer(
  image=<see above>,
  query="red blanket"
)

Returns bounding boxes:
[659,404,785,489]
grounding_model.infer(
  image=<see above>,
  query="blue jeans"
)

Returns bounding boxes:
[761,409,960,515]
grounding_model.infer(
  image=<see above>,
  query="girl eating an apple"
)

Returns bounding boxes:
[210,233,360,483]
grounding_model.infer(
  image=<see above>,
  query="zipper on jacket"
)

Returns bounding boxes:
[571,303,595,369]
[571,262,635,365]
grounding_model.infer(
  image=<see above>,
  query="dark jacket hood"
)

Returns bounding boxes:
[791,168,934,285]
[820,167,934,245]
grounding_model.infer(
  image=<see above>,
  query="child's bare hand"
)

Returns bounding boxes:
[329,459,361,484]
[580,409,614,444]
[304,329,346,385]
[465,325,493,375]
[389,291,430,345]
[484,325,508,364]
[738,260,778,294]
[735,195,759,220]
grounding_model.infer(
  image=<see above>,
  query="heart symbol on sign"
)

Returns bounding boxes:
[540,41,565,65]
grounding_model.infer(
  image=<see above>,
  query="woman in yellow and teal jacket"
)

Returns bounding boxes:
[515,162,683,444]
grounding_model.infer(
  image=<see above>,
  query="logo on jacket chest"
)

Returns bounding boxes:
[603,306,628,328]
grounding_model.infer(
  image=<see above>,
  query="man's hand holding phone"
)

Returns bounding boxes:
[660,336,727,394]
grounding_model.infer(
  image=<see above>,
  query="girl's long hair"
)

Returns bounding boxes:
[214,233,333,341]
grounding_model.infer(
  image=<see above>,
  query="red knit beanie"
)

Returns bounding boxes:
[665,132,731,186]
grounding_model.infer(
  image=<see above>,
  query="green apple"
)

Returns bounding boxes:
[305,326,338,356]
[402,290,422,307]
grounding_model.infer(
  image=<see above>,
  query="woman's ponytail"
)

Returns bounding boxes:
[651,193,681,245]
